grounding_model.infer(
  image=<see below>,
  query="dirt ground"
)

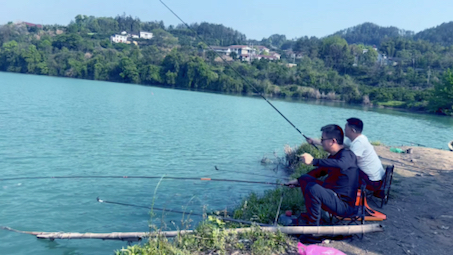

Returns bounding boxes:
[316,145,453,255]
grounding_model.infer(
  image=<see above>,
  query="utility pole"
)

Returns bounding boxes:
[249,42,253,64]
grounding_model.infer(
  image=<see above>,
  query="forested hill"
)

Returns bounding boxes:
[0,14,452,116]
[331,22,414,46]
[331,22,453,47]
[414,21,453,46]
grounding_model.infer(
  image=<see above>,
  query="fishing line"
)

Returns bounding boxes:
[97,197,272,226]
[0,175,284,185]
[97,196,199,215]
[159,0,318,150]
[378,156,450,172]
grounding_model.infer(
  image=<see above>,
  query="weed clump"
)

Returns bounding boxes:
[117,143,326,254]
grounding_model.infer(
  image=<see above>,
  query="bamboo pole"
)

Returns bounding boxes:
[2,224,383,241]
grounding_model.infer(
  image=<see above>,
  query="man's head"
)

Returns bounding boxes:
[345,118,363,139]
[320,124,344,153]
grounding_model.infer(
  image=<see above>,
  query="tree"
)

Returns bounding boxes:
[38,39,52,54]
[293,36,320,59]
[178,57,217,89]
[229,51,238,60]
[22,45,41,73]
[0,40,23,72]
[140,64,161,84]
[164,71,177,85]
[206,50,216,63]
[429,69,453,115]
[332,22,413,46]
[119,57,139,83]
[261,34,287,48]
[216,74,243,92]
[161,51,182,77]
[151,29,178,47]
[67,58,87,78]
[52,34,84,50]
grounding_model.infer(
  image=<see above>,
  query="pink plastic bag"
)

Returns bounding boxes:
[298,242,346,255]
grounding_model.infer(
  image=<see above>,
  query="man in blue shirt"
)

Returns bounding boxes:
[285,124,359,226]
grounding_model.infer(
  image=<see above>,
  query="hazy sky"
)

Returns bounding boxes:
[1,0,452,40]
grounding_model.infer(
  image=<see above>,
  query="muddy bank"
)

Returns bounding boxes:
[318,145,453,255]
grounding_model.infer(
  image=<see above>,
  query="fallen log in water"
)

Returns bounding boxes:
[2,224,383,242]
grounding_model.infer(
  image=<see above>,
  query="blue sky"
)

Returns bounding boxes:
[0,0,452,40]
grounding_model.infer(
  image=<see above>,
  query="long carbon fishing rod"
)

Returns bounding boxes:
[400,140,426,147]
[0,175,284,186]
[159,0,317,150]
[96,197,272,226]
[212,166,288,180]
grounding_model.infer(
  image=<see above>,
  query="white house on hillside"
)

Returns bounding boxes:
[228,45,255,55]
[110,34,128,43]
[140,31,153,39]
[207,45,280,61]
[209,46,231,55]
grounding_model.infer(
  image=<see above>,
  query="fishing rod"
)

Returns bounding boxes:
[159,0,318,150]
[96,197,272,226]
[0,175,284,186]
[400,140,426,147]
[212,165,288,180]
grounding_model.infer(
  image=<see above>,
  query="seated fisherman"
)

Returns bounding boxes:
[285,124,359,226]
[306,118,385,191]
[343,118,385,191]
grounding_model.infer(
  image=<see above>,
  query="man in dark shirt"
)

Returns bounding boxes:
[285,124,359,225]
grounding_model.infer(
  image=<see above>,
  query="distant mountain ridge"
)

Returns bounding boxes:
[414,21,453,46]
[329,21,453,47]
[330,22,414,46]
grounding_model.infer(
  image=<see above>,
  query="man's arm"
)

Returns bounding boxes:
[306,166,328,178]
[299,153,329,178]
[284,166,327,186]
[300,150,356,174]
[312,153,356,173]
[284,179,300,187]
[306,137,321,146]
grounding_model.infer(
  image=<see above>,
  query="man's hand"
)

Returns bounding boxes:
[299,153,314,165]
[284,179,300,188]
[305,137,321,146]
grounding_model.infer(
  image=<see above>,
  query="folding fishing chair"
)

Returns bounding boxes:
[317,184,367,240]
[370,164,394,208]
[328,184,366,226]
[328,181,387,237]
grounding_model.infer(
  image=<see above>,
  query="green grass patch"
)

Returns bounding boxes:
[370,140,382,146]
[116,222,298,255]
[377,100,406,107]
[116,143,328,254]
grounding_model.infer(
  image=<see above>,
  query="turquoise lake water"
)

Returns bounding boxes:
[1,72,452,254]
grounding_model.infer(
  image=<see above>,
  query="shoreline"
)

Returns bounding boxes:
[1,71,451,118]
[116,144,453,254]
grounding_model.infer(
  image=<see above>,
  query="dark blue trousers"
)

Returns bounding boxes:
[359,170,383,191]
[298,174,355,225]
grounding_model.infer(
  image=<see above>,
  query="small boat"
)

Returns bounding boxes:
[449,141,453,151]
